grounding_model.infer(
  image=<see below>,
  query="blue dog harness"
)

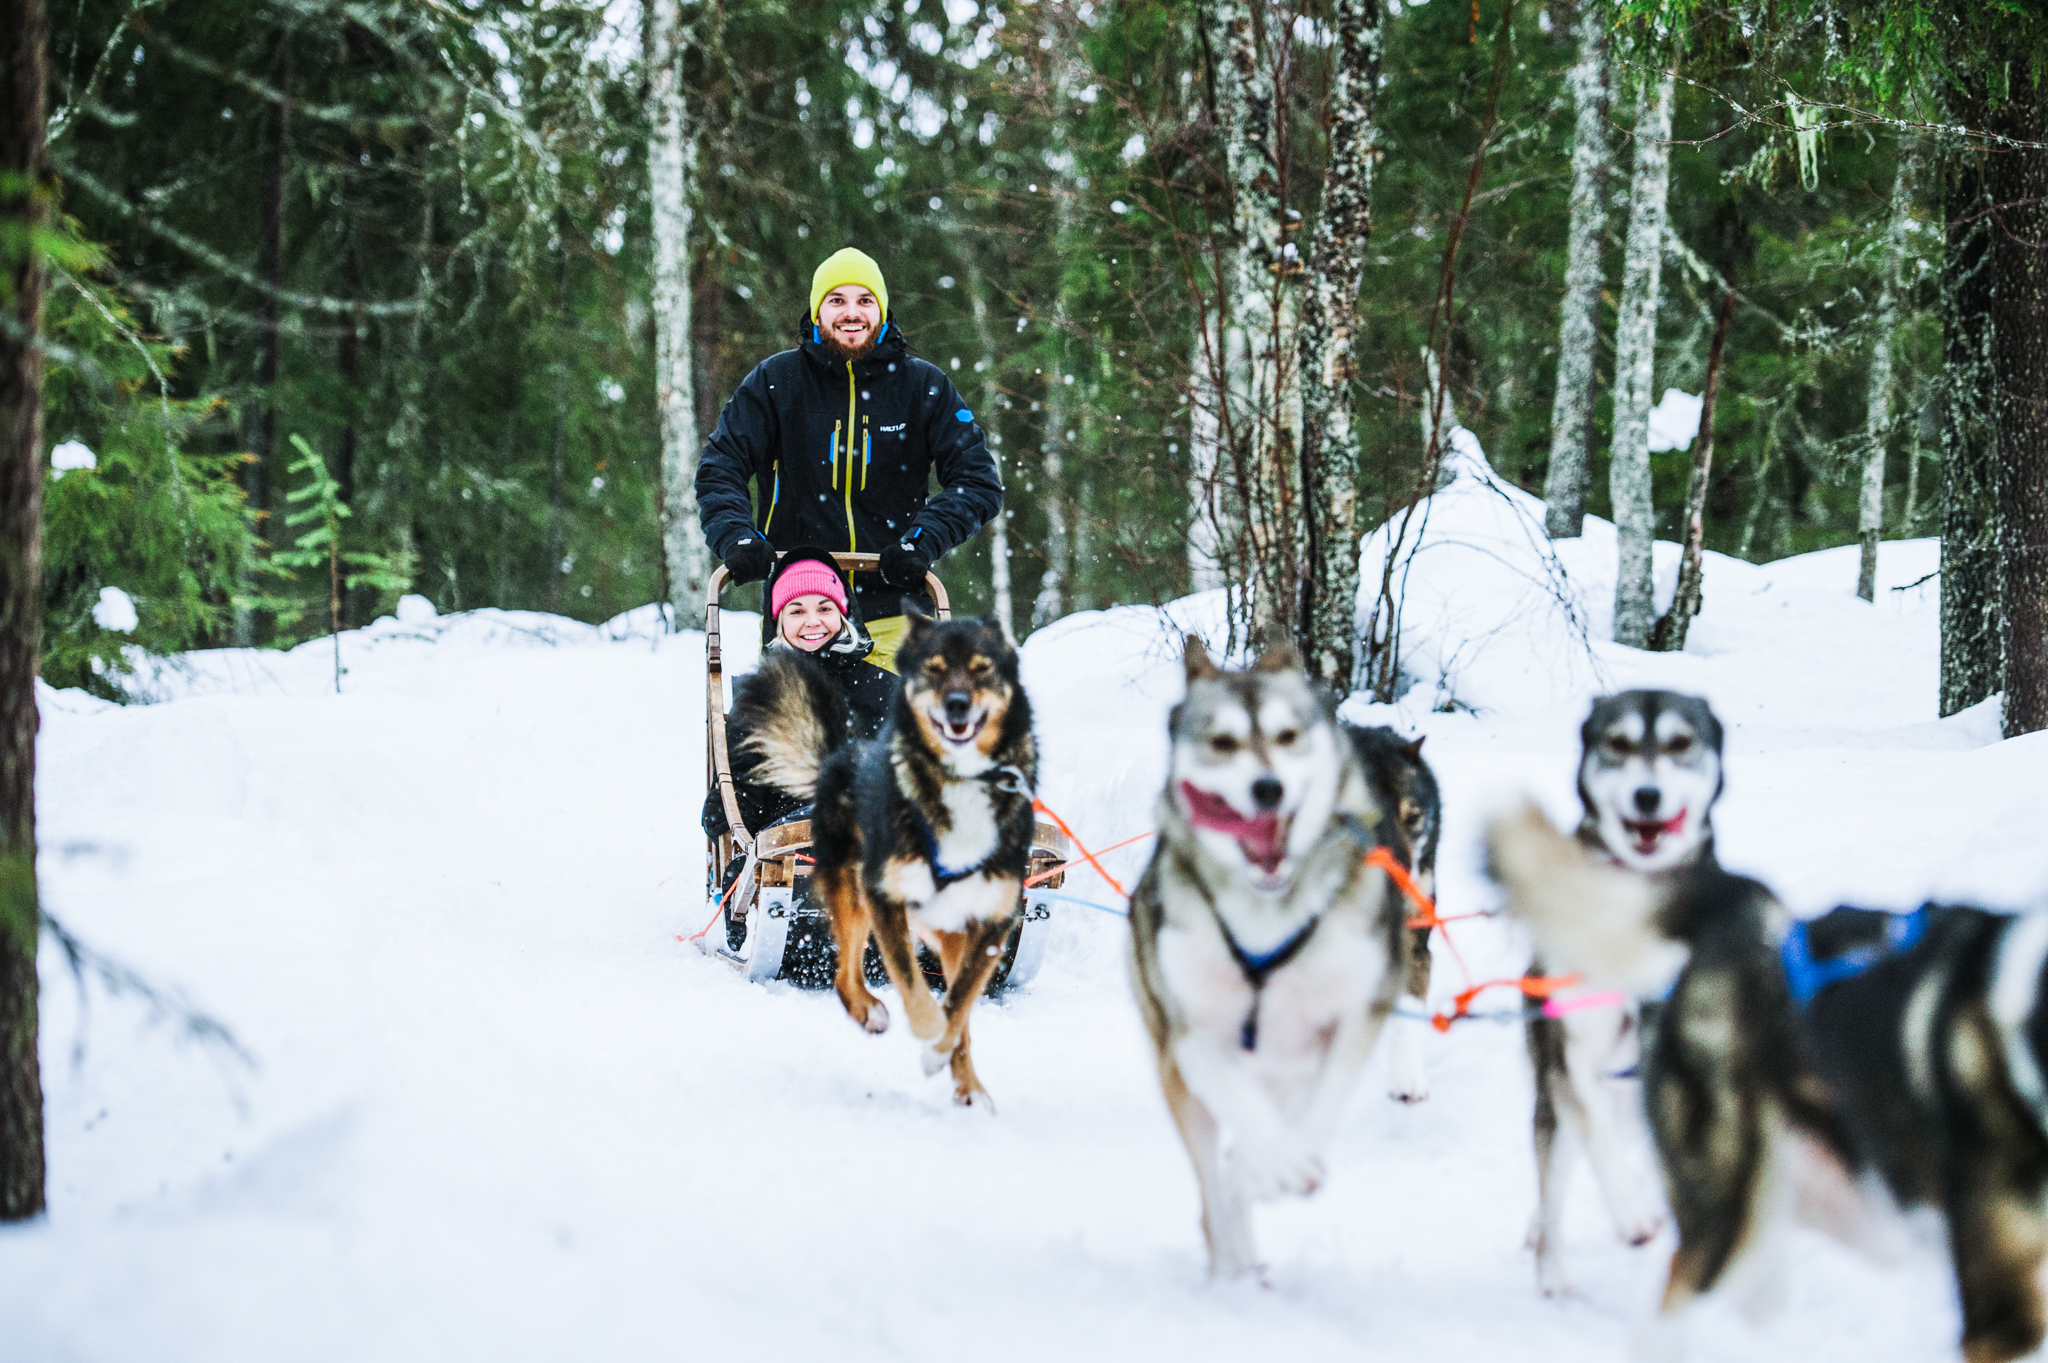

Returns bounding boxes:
[1781,906,1930,1007]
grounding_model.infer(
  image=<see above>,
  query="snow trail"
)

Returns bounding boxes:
[7,510,2036,1361]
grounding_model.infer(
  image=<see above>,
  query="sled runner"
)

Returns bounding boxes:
[703,552,1069,989]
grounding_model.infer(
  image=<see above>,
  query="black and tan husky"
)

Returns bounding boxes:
[1346,725,1441,1102]
[1491,802,2048,1363]
[746,608,1037,1108]
[1130,637,1406,1277]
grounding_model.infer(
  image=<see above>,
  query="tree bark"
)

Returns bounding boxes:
[1203,0,1293,637]
[1858,151,1914,602]
[1296,0,1382,690]
[648,0,708,623]
[1651,280,1733,652]
[1939,78,2002,717]
[1029,439,1068,631]
[1542,3,1610,539]
[1608,70,1675,648]
[0,0,49,1222]
[966,273,1014,641]
[1992,84,2048,736]
[1187,307,1230,593]
[545,225,570,615]
[336,234,361,628]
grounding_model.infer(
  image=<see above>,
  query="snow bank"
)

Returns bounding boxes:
[1354,427,1944,744]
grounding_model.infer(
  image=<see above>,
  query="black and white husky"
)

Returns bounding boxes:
[1526,690,1725,1294]
[1129,637,1407,1278]
[1491,803,2048,1363]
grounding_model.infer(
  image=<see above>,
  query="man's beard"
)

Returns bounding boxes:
[821,329,876,362]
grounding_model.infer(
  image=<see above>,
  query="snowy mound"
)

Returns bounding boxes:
[1354,427,1949,741]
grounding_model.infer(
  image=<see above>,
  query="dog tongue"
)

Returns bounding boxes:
[1179,782,1287,875]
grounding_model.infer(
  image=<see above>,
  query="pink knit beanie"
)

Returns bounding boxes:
[770,558,849,618]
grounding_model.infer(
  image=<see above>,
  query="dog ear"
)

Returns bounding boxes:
[1401,736,1425,760]
[1251,626,1299,674]
[904,604,935,638]
[1183,634,1219,682]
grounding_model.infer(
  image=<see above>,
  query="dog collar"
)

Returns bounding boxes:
[1781,907,1929,1007]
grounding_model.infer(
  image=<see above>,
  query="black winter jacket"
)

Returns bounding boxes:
[695,324,1002,621]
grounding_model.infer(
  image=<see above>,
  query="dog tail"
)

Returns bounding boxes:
[731,651,849,801]
[1485,800,1690,999]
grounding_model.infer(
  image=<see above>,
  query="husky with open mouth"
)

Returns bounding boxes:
[806,608,1036,1108]
[1491,802,2048,1363]
[1129,636,1405,1278]
[1526,690,1726,1294]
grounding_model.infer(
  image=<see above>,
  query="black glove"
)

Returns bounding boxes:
[723,534,774,584]
[880,537,932,590]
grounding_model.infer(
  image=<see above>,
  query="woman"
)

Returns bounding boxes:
[702,546,896,839]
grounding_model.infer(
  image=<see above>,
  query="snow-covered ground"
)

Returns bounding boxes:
[10,441,2046,1361]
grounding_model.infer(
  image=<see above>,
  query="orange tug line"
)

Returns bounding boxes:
[1365,845,1580,1033]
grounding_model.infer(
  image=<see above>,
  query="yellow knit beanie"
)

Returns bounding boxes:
[809,248,889,323]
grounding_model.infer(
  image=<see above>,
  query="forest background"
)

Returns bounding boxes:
[20,0,2036,706]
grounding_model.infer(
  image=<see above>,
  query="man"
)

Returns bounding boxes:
[696,247,1003,672]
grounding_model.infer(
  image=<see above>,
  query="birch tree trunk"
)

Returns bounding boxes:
[968,278,1014,641]
[0,0,48,1222]
[1296,0,1382,690]
[1938,80,2002,717]
[1202,0,1292,634]
[1030,440,1068,631]
[1858,151,1913,602]
[1607,70,1675,648]
[1651,280,1733,652]
[1031,54,1091,632]
[1542,4,1609,539]
[1187,309,1229,593]
[648,0,708,621]
[1992,83,2048,736]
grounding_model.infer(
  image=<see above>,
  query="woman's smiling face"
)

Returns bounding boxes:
[778,593,844,652]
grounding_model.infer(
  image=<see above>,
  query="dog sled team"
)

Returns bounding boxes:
[696,247,2048,1363]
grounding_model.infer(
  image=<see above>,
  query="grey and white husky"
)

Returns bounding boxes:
[1526,689,1725,1294]
[1129,636,1407,1278]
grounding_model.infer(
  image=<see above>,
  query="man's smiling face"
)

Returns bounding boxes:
[816,286,882,357]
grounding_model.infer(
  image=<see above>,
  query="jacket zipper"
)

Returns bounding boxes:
[843,361,859,555]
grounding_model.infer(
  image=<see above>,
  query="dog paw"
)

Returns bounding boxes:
[1388,1072,1430,1104]
[1206,1251,1264,1282]
[1233,1135,1323,1200]
[1612,1201,1664,1247]
[1387,1019,1430,1103]
[953,1080,995,1112]
[920,1040,955,1077]
[860,999,890,1035]
[1532,1246,1574,1299]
